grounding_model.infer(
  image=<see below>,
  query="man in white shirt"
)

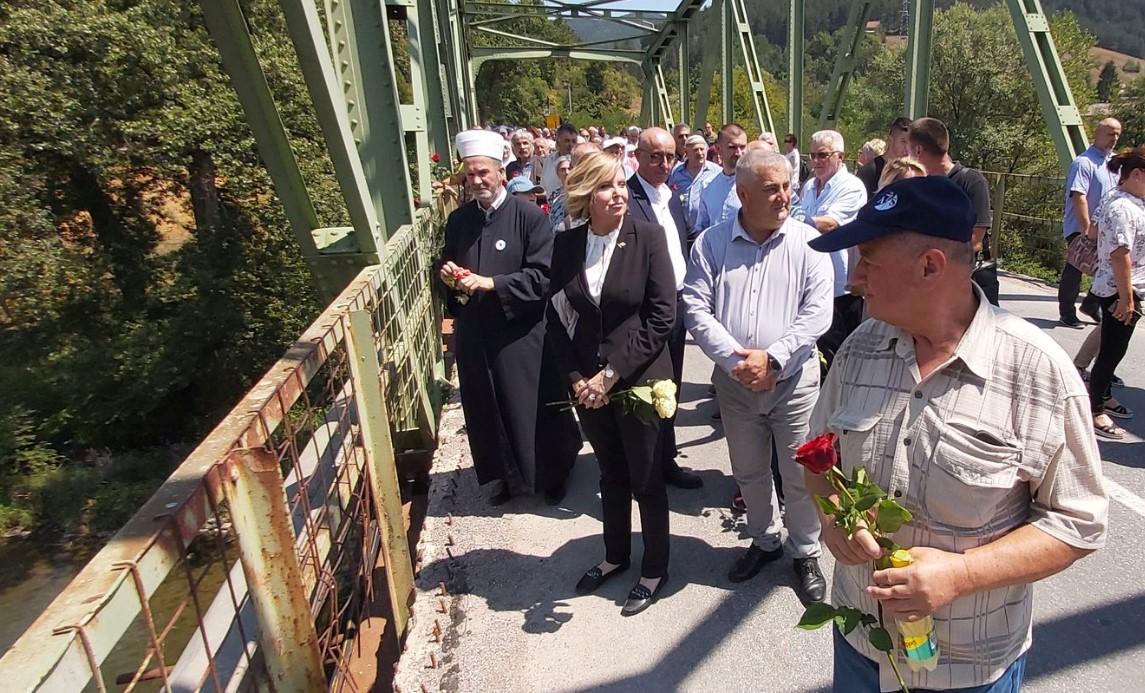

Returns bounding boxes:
[540,123,579,194]
[783,133,801,192]
[800,129,868,373]
[626,127,702,490]
[693,123,749,233]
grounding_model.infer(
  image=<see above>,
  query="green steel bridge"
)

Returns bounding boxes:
[0,1,1096,690]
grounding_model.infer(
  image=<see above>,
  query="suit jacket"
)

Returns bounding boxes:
[545,216,676,390]
[626,172,690,258]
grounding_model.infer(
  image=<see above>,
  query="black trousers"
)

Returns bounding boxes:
[972,263,1000,306]
[656,297,687,476]
[1089,293,1141,414]
[1058,233,1084,320]
[579,403,670,579]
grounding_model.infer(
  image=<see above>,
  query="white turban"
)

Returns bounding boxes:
[455,130,505,161]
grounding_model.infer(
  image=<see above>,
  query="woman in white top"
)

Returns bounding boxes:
[544,152,677,616]
[1089,146,1145,439]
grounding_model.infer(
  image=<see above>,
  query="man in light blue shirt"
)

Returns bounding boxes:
[683,148,834,602]
[799,130,868,298]
[693,123,748,234]
[1058,117,1122,326]
[670,134,721,234]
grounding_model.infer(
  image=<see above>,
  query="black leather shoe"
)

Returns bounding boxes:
[665,466,703,489]
[575,561,629,595]
[621,574,668,616]
[1059,315,1084,329]
[728,545,782,583]
[794,557,827,603]
[488,487,512,506]
[543,482,567,506]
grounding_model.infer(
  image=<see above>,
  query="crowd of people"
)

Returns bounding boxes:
[437,112,1137,691]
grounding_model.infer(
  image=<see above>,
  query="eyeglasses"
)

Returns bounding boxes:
[638,150,677,165]
[809,151,840,160]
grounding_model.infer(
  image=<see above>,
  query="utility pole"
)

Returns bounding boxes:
[901,0,910,35]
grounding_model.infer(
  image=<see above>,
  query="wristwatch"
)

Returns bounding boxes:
[603,364,616,382]
[767,355,781,373]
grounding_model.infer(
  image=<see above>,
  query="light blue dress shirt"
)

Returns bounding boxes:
[1062,146,1115,239]
[799,168,867,297]
[682,162,722,233]
[695,170,740,234]
[682,214,835,380]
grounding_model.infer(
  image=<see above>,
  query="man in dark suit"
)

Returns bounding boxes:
[627,127,703,490]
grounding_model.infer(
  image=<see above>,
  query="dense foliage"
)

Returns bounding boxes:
[0,0,335,533]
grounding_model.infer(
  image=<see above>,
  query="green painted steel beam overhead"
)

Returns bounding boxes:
[677,20,690,124]
[728,0,775,134]
[645,0,706,64]
[470,46,645,68]
[788,0,805,139]
[721,0,733,125]
[198,0,321,264]
[903,0,934,119]
[1004,0,1088,168]
[818,0,872,131]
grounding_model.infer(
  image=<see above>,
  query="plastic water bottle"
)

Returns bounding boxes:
[890,549,940,672]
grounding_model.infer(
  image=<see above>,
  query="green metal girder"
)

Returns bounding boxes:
[325,0,416,233]
[720,0,733,124]
[1004,0,1087,168]
[677,21,690,124]
[416,0,455,162]
[472,25,656,51]
[279,0,385,254]
[394,1,437,204]
[198,0,321,264]
[470,46,645,68]
[646,62,674,128]
[818,0,871,130]
[692,8,720,128]
[903,0,935,118]
[787,0,804,138]
[645,0,705,65]
[728,0,775,134]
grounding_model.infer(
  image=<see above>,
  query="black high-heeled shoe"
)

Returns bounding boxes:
[620,573,669,616]
[574,561,630,595]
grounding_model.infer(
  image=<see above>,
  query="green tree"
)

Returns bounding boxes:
[1097,60,1118,101]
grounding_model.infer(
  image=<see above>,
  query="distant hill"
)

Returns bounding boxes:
[565,1,1145,61]
[563,16,655,50]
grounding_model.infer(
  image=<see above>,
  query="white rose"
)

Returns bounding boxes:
[653,395,676,419]
[651,379,677,400]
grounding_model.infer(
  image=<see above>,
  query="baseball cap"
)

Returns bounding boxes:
[808,176,976,253]
[506,177,544,195]
[602,136,626,151]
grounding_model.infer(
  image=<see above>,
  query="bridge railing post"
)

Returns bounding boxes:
[222,448,326,692]
[346,309,416,636]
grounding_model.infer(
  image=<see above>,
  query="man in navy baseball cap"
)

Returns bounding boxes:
[808,175,976,254]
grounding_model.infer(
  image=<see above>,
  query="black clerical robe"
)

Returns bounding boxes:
[440,194,580,494]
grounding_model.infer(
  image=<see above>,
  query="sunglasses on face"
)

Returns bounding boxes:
[809,151,839,160]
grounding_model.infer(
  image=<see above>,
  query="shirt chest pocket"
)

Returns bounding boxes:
[828,409,884,472]
[921,420,1023,531]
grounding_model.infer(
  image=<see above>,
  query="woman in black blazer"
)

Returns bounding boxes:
[545,152,677,616]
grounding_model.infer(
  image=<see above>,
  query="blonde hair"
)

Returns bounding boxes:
[877,156,927,190]
[861,138,887,159]
[563,151,626,221]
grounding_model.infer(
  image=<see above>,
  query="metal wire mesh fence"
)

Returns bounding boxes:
[0,209,445,692]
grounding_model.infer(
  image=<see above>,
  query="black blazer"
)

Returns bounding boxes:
[626,172,689,259]
[545,216,676,389]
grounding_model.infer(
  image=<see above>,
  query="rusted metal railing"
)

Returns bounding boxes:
[0,209,445,692]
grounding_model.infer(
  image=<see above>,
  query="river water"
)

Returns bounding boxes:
[0,540,94,655]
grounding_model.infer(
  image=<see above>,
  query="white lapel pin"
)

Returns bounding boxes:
[617,241,626,248]
[494,239,506,251]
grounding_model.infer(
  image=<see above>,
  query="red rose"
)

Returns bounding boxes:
[431,152,441,163]
[795,433,838,475]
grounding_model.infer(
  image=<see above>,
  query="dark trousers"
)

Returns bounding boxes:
[972,263,1000,306]
[817,294,866,377]
[656,298,687,476]
[579,402,670,579]
[1089,293,1141,413]
[1058,233,1084,320]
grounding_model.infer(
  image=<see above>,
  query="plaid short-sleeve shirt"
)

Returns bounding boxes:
[810,285,1108,691]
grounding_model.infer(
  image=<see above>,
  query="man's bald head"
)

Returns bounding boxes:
[638,127,675,152]
[570,142,602,168]
[1094,117,1123,152]
[635,127,677,187]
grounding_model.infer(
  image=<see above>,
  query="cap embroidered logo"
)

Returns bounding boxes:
[874,192,898,212]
